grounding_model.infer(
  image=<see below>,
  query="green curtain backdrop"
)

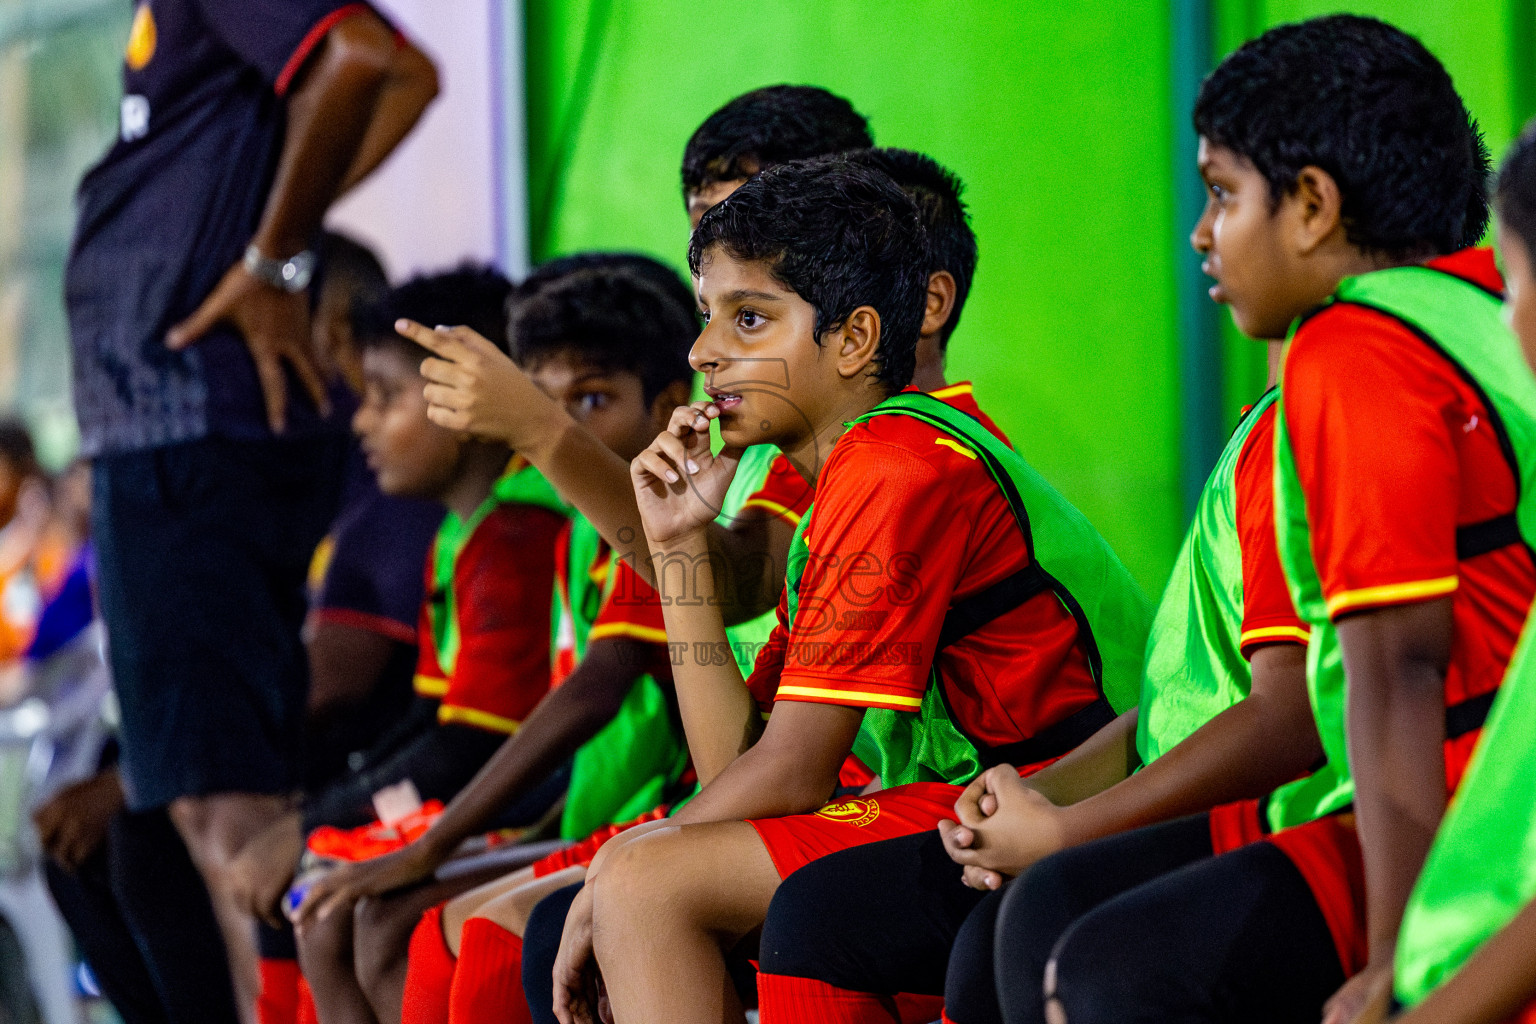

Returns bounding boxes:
[522,0,1534,595]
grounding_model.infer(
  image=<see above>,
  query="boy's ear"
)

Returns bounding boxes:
[650,379,695,429]
[920,271,958,339]
[1288,165,1346,255]
[833,306,882,381]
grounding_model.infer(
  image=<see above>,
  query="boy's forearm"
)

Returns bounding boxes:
[417,645,638,861]
[1022,708,1139,806]
[652,531,761,783]
[1058,644,1317,844]
[1350,670,1448,961]
[534,421,780,625]
[336,40,437,195]
[670,702,863,826]
[1398,898,1536,1024]
[1339,601,1453,963]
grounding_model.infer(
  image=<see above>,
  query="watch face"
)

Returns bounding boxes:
[282,252,316,291]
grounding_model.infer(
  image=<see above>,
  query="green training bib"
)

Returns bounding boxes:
[1136,391,1281,763]
[783,392,1151,788]
[427,462,568,676]
[1269,265,1536,834]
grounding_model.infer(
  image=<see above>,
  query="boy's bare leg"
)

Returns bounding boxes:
[297,895,376,1024]
[592,821,780,1024]
[467,865,587,940]
[353,865,514,1024]
[169,791,290,1024]
[436,865,537,954]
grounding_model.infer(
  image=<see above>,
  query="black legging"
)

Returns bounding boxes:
[522,882,585,1024]
[760,829,987,997]
[984,817,1344,1024]
[756,814,1345,1024]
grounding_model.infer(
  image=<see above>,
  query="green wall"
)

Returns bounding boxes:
[523,0,1534,597]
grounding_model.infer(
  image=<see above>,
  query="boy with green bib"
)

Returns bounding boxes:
[956,17,1536,1024]
[748,365,1316,1020]
[285,269,573,1023]
[1382,124,1536,1024]
[545,154,1149,1024]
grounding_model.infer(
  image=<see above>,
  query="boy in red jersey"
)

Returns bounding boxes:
[547,156,1149,1024]
[273,269,569,1024]
[1374,119,1536,1024]
[958,17,1536,1024]
[304,261,704,1024]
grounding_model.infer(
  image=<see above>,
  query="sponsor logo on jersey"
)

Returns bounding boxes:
[126,3,157,71]
[814,798,880,828]
[120,96,150,142]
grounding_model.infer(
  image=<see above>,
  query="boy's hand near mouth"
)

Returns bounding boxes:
[632,400,745,548]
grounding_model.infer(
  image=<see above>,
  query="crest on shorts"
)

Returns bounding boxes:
[814,798,880,828]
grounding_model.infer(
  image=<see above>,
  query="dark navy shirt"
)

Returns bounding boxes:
[303,449,442,789]
[66,0,372,456]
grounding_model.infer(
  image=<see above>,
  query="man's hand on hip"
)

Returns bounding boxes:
[167,260,330,433]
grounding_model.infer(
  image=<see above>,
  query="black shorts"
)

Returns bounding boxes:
[94,434,346,809]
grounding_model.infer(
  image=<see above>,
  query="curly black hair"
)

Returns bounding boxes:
[688,155,928,393]
[1195,14,1490,259]
[511,266,698,403]
[681,85,872,198]
[1498,120,1536,253]
[848,148,977,349]
[353,265,514,359]
[515,252,699,332]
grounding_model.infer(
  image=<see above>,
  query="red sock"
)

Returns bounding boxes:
[402,903,459,1024]
[257,958,299,1024]
[757,971,902,1024]
[447,918,532,1024]
[295,974,318,1024]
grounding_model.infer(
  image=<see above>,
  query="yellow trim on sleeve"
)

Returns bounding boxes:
[929,383,974,400]
[934,438,977,459]
[740,497,803,526]
[437,704,523,735]
[1239,625,1312,647]
[413,674,449,698]
[775,684,923,710]
[589,622,669,645]
[1326,576,1459,618]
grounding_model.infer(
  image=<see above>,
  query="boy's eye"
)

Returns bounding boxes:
[578,392,610,414]
[738,309,764,329]
[1208,183,1229,203]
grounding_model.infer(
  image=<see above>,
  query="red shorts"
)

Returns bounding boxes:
[747,782,962,879]
[1208,797,1268,854]
[529,805,671,878]
[1266,814,1367,977]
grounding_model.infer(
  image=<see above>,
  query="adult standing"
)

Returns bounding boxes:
[64,2,437,1018]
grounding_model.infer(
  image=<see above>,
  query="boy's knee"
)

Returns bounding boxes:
[994,853,1087,969]
[1042,914,1155,1024]
[295,900,353,969]
[592,834,668,914]
[170,791,288,868]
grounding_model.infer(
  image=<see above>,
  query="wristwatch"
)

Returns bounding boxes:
[244,244,316,293]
